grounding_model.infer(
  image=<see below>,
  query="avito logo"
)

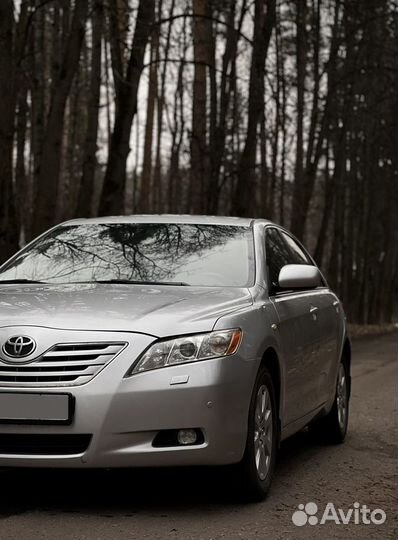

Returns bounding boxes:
[292,501,386,526]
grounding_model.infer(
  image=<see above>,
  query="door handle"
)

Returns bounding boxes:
[309,306,318,313]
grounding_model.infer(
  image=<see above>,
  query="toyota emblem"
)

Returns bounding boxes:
[2,336,37,359]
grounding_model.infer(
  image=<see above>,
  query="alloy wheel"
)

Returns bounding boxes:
[254,385,273,480]
[337,363,348,431]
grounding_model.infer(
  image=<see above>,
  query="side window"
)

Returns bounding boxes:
[265,228,292,290]
[279,232,312,265]
[266,228,318,293]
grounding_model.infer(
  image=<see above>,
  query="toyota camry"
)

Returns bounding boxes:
[0,215,351,500]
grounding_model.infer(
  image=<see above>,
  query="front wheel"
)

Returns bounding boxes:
[234,367,278,502]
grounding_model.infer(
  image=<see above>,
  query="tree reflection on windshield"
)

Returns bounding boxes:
[0,223,254,287]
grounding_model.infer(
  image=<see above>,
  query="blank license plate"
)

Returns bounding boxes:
[0,392,73,425]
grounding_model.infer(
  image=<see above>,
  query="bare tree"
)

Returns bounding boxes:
[77,0,104,218]
[99,0,155,215]
[0,0,18,259]
[32,1,89,237]
[232,0,276,217]
[189,0,211,213]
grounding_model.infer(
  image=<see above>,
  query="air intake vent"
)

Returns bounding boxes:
[0,434,92,455]
[0,342,126,387]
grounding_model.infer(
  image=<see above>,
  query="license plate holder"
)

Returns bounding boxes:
[0,392,74,425]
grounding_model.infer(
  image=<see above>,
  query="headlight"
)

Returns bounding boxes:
[128,329,242,375]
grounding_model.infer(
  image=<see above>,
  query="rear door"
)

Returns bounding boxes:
[265,228,323,426]
[312,289,345,404]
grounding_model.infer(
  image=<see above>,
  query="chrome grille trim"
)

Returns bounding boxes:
[0,342,127,387]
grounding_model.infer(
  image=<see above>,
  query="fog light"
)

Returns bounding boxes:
[177,429,197,445]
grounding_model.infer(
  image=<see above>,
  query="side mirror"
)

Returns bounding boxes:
[278,264,321,289]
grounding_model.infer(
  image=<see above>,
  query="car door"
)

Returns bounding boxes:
[312,289,345,404]
[265,228,323,426]
[280,232,347,406]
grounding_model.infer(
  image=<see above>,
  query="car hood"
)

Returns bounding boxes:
[0,283,252,337]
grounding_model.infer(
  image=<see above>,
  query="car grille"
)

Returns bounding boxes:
[0,342,127,387]
[0,434,92,455]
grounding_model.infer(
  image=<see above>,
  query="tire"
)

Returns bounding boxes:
[310,358,350,444]
[234,367,278,502]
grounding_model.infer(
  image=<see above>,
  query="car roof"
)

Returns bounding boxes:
[63,215,273,227]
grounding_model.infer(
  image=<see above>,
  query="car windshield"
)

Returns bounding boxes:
[0,223,255,287]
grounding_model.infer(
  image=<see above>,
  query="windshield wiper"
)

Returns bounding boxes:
[0,279,46,284]
[92,279,189,286]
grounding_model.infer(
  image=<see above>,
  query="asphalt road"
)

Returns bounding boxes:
[0,333,396,540]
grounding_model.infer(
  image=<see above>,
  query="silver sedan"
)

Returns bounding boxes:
[0,215,350,500]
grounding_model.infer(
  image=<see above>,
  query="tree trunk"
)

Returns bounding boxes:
[32,1,89,237]
[291,0,341,241]
[168,56,185,213]
[0,0,18,262]
[290,0,307,239]
[154,0,175,212]
[99,0,155,216]
[209,0,247,214]
[76,0,103,218]
[232,0,276,217]
[140,23,159,212]
[189,0,209,213]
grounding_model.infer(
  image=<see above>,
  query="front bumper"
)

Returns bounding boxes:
[0,331,257,468]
